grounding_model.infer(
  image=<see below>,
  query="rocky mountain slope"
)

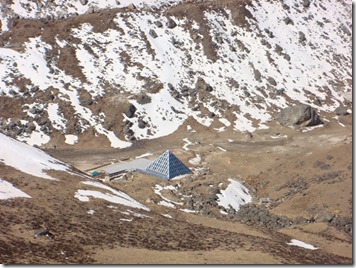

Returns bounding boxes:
[0,0,351,149]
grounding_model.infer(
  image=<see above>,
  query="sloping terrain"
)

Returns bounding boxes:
[0,0,351,149]
[0,130,352,264]
[0,0,352,265]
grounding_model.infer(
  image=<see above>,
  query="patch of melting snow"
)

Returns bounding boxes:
[170,174,189,181]
[47,103,67,131]
[182,138,193,151]
[0,133,69,180]
[158,200,176,208]
[0,178,31,200]
[189,154,202,165]
[214,126,226,132]
[120,218,133,222]
[217,146,227,152]
[219,118,231,127]
[180,208,196,214]
[154,184,183,208]
[65,134,78,145]
[18,123,51,147]
[87,209,95,215]
[217,178,252,213]
[162,214,173,219]
[135,153,153,159]
[127,209,150,218]
[187,125,197,133]
[301,124,324,133]
[271,134,288,139]
[287,239,318,250]
[333,116,345,128]
[75,181,150,211]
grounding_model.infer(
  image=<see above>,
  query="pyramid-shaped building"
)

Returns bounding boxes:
[143,150,192,180]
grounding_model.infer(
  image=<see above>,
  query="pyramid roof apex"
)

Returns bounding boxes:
[144,150,191,180]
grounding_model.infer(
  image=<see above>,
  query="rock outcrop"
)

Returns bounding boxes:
[276,103,323,127]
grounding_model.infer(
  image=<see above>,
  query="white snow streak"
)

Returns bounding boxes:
[0,178,31,200]
[0,133,69,180]
[287,239,318,250]
[75,181,150,211]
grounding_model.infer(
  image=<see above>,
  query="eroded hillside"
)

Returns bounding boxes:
[0,0,351,149]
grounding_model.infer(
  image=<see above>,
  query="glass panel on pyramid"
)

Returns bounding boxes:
[144,150,192,180]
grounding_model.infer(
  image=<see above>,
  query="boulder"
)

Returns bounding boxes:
[154,21,163,28]
[303,0,311,8]
[87,6,95,13]
[39,118,50,126]
[167,83,175,91]
[314,212,334,223]
[138,118,147,129]
[342,92,352,104]
[267,77,277,86]
[136,94,151,105]
[124,104,137,118]
[299,31,306,42]
[166,18,177,29]
[127,3,136,10]
[195,78,213,92]
[188,87,197,96]
[276,104,323,127]
[26,122,36,132]
[149,29,158,38]
[80,0,88,5]
[208,112,215,118]
[284,17,294,25]
[34,229,54,238]
[335,105,349,116]
[81,98,93,106]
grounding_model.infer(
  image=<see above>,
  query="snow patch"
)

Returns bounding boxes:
[135,153,153,159]
[182,138,193,151]
[0,133,69,180]
[65,135,79,145]
[0,178,31,200]
[75,181,149,211]
[47,103,67,131]
[217,178,252,212]
[87,209,95,215]
[189,154,202,165]
[287,239,318,250]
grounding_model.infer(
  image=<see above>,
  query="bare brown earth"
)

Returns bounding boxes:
[9,112,346,264]
[0,0,352,264]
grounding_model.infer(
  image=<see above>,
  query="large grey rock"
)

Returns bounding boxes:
[127,3,136,10]
[34,229,54,238]
[80,0,88,5]
[302,0,311,8]
[335,105,349,116]
[154,21,163,28]
[166,18,177,29]
[276,104,323,127]
[195,78,213,92]
[149,29,158,38]
[136,94,151,105]
[124,104,137,118]
[138,118,147,129]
